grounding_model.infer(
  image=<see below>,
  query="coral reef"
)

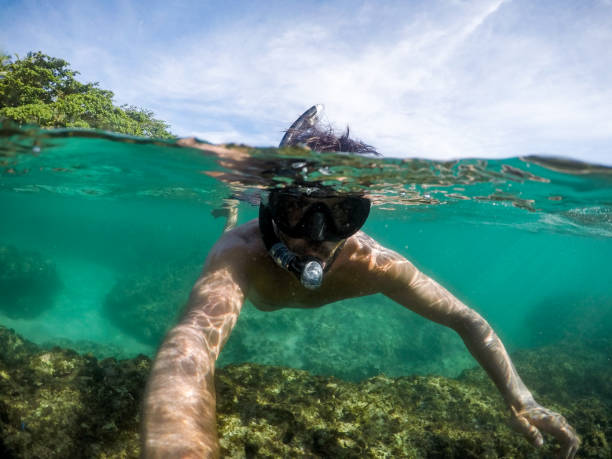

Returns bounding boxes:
[0,326,147,458]
[0,245,61,319]
[0,326,610,458]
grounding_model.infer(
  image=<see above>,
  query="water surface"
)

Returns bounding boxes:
[1,124,610,381]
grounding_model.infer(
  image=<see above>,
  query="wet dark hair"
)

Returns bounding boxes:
[285,124,381,156]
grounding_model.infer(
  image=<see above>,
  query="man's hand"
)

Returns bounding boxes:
[511,401,580,458]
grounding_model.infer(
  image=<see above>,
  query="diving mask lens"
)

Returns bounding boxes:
[269,191,370,240]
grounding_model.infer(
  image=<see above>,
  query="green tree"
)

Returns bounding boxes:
[0,51,173,138]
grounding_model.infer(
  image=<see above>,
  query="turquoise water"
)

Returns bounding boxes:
[1,124,611,381]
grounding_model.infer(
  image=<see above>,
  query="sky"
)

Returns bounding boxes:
[1,0,611,165]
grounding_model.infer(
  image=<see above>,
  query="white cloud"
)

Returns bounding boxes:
[2,0,612,164]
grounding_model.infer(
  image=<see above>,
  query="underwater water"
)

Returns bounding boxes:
[0,123,611,385]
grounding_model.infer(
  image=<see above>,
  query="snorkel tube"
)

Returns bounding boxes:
[264,103,325,289]
[278,104,323,148]
[259,202,324,289]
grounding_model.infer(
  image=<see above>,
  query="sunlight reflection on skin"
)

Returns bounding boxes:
[142,268,244,458]
[142,227,579,458]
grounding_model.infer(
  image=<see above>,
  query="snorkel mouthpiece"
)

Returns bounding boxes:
[269,242,323,290]
[300,259,324,290]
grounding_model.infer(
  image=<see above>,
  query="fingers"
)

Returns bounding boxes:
[514,405,580,458]
[532,407,579,446]
[556,422,580,459]
[511,406,544,447]
[560,437,580,459]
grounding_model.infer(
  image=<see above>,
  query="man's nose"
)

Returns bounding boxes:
[304,211,326,242]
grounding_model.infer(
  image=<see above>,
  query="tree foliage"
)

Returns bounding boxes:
[0,51,173,138]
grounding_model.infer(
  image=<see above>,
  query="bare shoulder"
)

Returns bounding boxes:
[344,231,418,282]
[204,219,265,270]
[347,231,406,264]
[219,219,261,245]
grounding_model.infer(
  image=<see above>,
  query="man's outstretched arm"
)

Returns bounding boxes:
[381,256,580,458]
[142,265,245,458]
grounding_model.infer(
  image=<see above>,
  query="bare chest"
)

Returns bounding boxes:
[245,257,377,311]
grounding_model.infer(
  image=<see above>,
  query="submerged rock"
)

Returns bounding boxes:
[102,260,201,346]
[0,245,61,319]
[219,297,476,381]
[0,327,147,458]
[523,293,612,347]
[0,326,610,458]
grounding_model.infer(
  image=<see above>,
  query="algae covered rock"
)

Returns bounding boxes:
[0,326,148,458]
[0,245,62,319]
[40,336,137,361]
[215,364,518,458]
[0,325,610,458]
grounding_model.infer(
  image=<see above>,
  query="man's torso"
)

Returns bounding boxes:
[206,220,405,311]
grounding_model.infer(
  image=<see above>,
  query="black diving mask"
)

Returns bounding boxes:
[268,190,370,242]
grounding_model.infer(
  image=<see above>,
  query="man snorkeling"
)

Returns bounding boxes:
[142,106,580,458]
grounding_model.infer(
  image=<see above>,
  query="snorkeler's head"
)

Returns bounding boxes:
[259,105,377,289]
[272,105,376,243]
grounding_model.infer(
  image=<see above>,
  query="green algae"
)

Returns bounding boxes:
[0,326,610,458]
[0,328,147,458]
[214,366,521,458]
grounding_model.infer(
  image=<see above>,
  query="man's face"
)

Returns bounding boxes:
[268,191,370,270]
[274,195,350,267]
